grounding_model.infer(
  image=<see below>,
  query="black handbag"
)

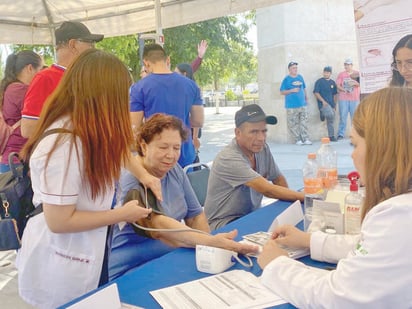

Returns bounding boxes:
[0,203,43,251]
[0,152,34,243]
[0,218,21,250]
[0,128,72,250]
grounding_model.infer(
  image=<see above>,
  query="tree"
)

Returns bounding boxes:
[96,35,140,80]
[7,12,256,89]
[10,45,55,66]
[163,14,255,90]
[228,40,257,90]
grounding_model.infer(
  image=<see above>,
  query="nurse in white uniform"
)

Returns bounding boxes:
[258,87,412,308]
[16,49,154,309]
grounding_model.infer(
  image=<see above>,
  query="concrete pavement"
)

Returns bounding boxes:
[0,106,355,308]
[200,106,355,190]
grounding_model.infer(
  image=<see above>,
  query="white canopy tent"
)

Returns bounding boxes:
[0,0,292,45]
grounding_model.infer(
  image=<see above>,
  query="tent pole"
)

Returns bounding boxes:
[154,0,163,44]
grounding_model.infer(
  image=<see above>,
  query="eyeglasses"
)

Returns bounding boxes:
[76,39,95,47]
[391,61,412,72]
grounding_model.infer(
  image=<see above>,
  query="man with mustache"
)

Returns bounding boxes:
[204,104,304,230]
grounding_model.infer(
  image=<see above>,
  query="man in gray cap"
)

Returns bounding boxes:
[204,104,305,230]
[335,58,360,140]
[21,21,104,138]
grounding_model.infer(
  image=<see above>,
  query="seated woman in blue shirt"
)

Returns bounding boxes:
[109,113,258,280]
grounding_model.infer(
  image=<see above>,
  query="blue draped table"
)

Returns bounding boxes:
[63,200,335,308]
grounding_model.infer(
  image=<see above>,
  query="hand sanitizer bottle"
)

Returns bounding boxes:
[344,171,363,234]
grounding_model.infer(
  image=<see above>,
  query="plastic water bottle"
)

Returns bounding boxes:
[303,153,323,195]
[302,153,323,231]
[317,137,338,190]
[344,171,363,234]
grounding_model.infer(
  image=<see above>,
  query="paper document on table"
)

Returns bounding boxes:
[268,200,304,232]
[260,196,278,207]
[150,270,286,309]
[241,200,309,259]
[67,283,143,309]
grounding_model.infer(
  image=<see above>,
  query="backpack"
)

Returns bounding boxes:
[0,110,21,155]
[0,152,34,241]
[0,128,72,250]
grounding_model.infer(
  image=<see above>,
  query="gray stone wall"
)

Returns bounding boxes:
[257,0,359,143]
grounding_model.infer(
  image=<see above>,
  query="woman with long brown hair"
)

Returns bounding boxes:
[17,49,156,308]
[257,87,412,307]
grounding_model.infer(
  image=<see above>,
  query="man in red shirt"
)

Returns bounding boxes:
[21,21,103,138]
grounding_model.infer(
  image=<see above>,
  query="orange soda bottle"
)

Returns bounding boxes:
[317,137,338,189]
[303,153,323,194]
[303,153,324,231]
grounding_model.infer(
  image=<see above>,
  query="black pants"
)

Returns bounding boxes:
[98,225,112,286]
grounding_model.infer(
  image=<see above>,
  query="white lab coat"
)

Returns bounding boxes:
[260,193,412,308]
[16,123,114,309]
[310,230,360,264]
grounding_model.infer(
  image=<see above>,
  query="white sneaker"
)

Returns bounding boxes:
[296,140,304,145]
[303,140,312,145]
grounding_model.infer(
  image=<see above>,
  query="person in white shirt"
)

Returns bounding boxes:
[16,49,157,309]
[257,87,412,308]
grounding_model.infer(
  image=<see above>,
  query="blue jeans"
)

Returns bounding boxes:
[108,224,174,281]
[338,100,359,137]
[320,105,335,138]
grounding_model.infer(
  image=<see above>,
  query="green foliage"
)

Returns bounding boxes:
[163,13,256,89]
[227,40,257,90]
[225,89,237,101]
[243,92,259,100]
[6,11,257,89]
[11,45,55,66]
[96,35,140,81]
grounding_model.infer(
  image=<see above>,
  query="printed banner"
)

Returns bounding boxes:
[353,0,412,93]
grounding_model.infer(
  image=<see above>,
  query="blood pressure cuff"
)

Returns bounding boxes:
[123,183,165,238]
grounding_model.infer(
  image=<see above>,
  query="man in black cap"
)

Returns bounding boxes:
[313,66,338,141]
[21,21,104,138]
[204,104,305,230]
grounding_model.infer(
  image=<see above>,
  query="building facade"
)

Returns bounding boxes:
[257,0,358,143]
